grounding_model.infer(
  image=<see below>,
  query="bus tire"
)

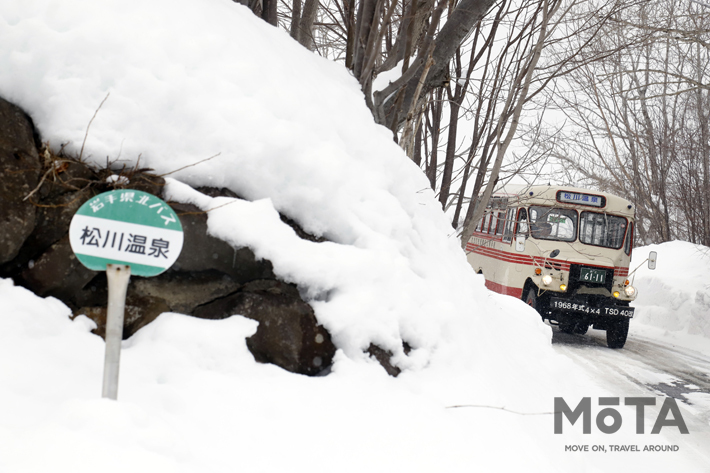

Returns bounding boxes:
[559,318,589,335]
[559,320,576,334]
[606,318,629,349]
[573,323,589,335]
[524,288,540,314]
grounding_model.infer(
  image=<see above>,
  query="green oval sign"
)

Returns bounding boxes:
[69,189,184,277]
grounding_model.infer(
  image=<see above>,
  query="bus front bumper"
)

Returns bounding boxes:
[548,296,635,318]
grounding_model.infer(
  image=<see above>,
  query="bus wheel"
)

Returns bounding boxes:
[573,323,589,335]
[525,288,539,313]
[559,320,576,334]
[606,318,629,349]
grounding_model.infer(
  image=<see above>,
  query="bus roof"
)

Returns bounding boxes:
[492,185,635,218]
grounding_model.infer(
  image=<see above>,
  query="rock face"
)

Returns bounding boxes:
[0,96,336,376]
[0,97,41,264]
[20,235,96,301]
[194,280,336,376]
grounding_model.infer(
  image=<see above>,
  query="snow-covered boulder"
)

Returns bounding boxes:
[0,116,336,376]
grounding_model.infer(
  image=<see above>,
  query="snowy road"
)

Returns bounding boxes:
[550,325,710,464]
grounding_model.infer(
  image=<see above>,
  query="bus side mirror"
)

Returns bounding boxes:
[515,235,526,252]
[648,251,657,270]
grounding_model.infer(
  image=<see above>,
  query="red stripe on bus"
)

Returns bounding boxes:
[469,243,630,277]
[484,279,523,298]
[470,245,564,268]
[472,232,503,242]
[477,251,533,265]
[470,245,535,264]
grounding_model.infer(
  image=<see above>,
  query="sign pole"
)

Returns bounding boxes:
[69,189,184,400]
[102,263,131,400]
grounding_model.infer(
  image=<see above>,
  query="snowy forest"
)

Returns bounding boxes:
[238,0,710,247]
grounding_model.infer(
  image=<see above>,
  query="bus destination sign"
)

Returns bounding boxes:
[557,191,605,208]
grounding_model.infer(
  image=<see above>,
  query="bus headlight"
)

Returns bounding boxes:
[613,291,620,298]
[624,285,636,297]
[542,275,553,286]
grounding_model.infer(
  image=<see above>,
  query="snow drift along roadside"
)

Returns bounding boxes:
[632,241,710,353]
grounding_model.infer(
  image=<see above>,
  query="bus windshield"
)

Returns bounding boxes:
[580,211,627,249]
[528,206,577,242]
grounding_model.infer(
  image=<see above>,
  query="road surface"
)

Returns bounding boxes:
[551,324,710,464]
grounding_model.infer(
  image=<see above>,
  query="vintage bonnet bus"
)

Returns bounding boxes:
[466,185,656,348]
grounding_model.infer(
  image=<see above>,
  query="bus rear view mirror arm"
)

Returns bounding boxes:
[627,251,658,280]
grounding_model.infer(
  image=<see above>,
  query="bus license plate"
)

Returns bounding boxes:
[550,298,635,317]
[580,267,606,284]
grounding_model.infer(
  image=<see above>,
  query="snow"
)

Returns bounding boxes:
[0,0,709,471]
[2,273,708,472]
[631,241,710,357]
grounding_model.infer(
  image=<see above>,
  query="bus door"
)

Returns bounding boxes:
[514,208,528,253]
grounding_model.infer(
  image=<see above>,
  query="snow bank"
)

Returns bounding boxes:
[631,241,710,353]
[4,277,694,473]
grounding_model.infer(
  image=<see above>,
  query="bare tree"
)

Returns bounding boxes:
[371,0,498,130]
[239,0,637,250]
[543,0,710,245]
[457,0,564,248]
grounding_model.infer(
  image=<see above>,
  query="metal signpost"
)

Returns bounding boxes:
[69,189,184,400]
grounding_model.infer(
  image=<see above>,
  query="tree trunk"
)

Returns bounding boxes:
[425,90,444,190]
[345,0,356,69]
[291,0,303,41]
[262,0,278,26]
[298,0,320,51]
[438,98,459,209]
[373,0,497,130]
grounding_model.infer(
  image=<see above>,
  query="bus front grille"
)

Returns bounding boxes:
[568,264,614,295]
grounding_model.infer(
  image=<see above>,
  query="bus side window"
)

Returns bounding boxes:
[496,211,505,235]
[502,208,516,243]
[490,213,498,235]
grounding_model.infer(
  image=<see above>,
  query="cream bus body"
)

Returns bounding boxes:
[466,185,644,348]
